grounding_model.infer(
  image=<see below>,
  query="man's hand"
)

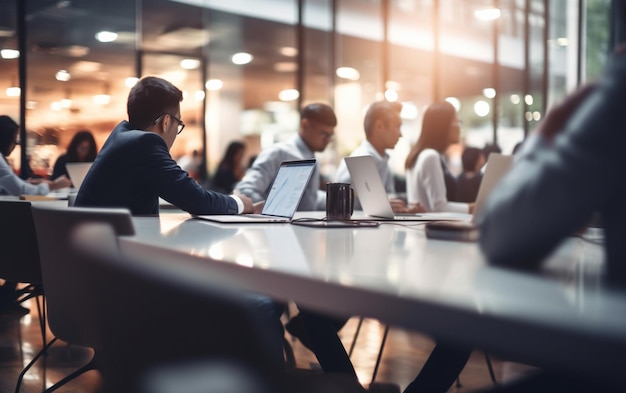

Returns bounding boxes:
[536,83,596,142]
[390,198,426,213]
[237,194,255,214]
[50,175,72,190]
[253,201,265,214]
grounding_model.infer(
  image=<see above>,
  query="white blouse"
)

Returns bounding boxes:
[0,157,49,196]
[406,149,469,213]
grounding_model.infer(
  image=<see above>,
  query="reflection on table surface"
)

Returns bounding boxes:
[120,211,626,386]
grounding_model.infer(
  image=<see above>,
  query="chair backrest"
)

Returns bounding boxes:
[0,200,42,284]
[30,205,134,346]
[71,222,283,393]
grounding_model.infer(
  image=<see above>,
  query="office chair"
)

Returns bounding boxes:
[0,200,47,363]
[22,205,135,393]
[71,222,368,393]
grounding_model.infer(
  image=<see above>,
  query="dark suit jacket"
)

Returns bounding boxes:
[477,53,626,288]
[75,121,238,216]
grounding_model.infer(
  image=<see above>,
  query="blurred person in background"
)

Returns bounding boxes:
[50,129,98,182]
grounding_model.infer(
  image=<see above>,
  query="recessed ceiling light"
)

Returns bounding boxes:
[280,47,298,57]
[55,70,71,82]
[180,58,200,70]
[125,77,139,87]
[205,79,223,91]
[445,97,461,111]
[5,86,20,97]
[336,67,360,81]
[1,49,19,59]
[95,31,118,43]
[232,52,253,65]
[474,8,501,21]
[278,89,299,101]
[273,62,297,72]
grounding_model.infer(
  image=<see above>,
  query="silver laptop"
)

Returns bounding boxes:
[469,153,513,223]
[194,159,316,223]
[65,162,92,190]
[345,154,512,222]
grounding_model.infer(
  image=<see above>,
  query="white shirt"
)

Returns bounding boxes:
[0,157,49,196]
[335,140,395,195]
[235,134,324,211]
[406,149,468,213]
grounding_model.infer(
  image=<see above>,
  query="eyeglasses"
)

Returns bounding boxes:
[155,113,185,134]
[168,113,185,134]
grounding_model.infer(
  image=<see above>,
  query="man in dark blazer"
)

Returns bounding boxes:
[476,48,626,392]
[76,76,254,216]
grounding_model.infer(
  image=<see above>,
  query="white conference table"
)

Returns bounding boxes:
[119,211,625,387]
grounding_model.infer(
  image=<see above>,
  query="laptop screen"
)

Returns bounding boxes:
[261,159,316,217]
[65,162,93,190]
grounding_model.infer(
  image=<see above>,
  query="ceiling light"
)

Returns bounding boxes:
[71,61,101,73]
[384,89,399,102]
[232,52,253,65]
[180,58,200,70]
[194,90,205,101]
[1,49,19,59]
[205,79,223,91]
[510,94,520,104]
[5,86,20,97]
[125,77,139,87]
[278,89,299,101]
[55,70,71,82]
[445,97,461,111]
[93,94,111,105]
[336,67,360,81]
[474,8,501,21]
[95,31,118,43]
[474,100,490,117]
[61,98,72,108]
[525,94,534,105]
[50,101,63,111]
[400,102,419,120]
[280,47,298,57]
[26,101,37,110]
[483,88,496,98]
[273,62,297,72]
[556,37,569,46]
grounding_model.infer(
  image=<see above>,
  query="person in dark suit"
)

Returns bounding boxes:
[73,76,289,364]
[476,48,626,392]
[75,76,255,216]
[454,146,485,203]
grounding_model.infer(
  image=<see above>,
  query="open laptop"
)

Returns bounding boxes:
[193,159,316,223]
[345,154,512,222]
[65,162,92,190]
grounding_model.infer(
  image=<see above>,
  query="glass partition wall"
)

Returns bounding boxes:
[0,0,611,183]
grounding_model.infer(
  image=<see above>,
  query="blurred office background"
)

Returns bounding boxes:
[0,0,615,183]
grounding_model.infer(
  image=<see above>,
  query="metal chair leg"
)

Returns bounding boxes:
[348,317,364,357]
[43,354,97,393]
[485,352,498,385]
[15,337,58,393]
[371,325,390,383]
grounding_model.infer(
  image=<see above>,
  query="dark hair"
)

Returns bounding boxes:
[66,130,98,162]
[482,142,502,157]
[300,103,337,127]
[405,101,456,169]
[127,76,183,130]
[461,146,483,172]
[363,101,400,136]
[0,115,19,156]
[219,141,245,168]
